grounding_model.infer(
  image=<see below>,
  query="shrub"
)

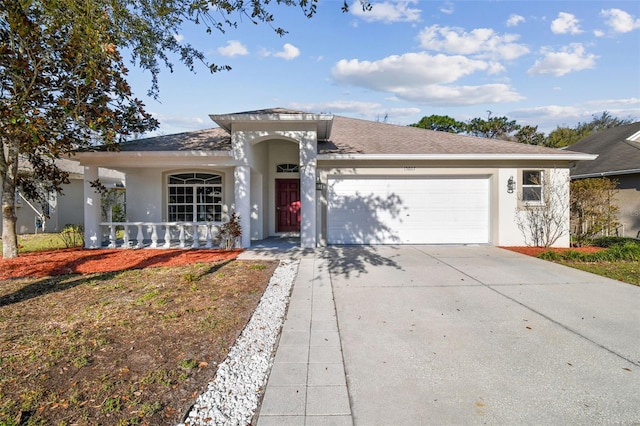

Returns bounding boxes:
[570,178,619,247]
[592,236,640,248]
[219,212,242,250]
[599,242,640,261]
[58,224,85,248]
[539,241,640,263]
[538,251,562,261]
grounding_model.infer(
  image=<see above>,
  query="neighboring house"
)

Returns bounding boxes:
[0,158,125,235]
[73,108,595,249]
[569,122,640,238]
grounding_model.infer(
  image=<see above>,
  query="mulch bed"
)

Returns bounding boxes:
[0,248,242,280]
[501,246,604,257]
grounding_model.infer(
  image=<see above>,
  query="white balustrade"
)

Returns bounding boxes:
[135,224,144,248]
[108,225,117,248]
[99,222,222,249]
[150,224,159,248]
[122,225,130,248]
[163,225,171,248]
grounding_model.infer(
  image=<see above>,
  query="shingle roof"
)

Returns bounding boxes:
[320,116,584,156]
[109,112,586,158]
[116,128,231,152]
[568,122,640,177]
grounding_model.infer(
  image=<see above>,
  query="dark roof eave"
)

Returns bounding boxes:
[571,168,640,179]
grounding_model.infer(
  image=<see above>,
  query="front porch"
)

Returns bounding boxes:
[97,222,303,251]
[75,110,334,250]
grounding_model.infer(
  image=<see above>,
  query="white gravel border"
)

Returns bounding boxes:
[179,259,299,426]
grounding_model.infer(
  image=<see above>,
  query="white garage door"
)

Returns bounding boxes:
[327,176,490,245]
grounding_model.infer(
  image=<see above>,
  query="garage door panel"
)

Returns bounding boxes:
[327,177,489,245]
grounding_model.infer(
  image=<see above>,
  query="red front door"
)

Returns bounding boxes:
[276,179,301,233]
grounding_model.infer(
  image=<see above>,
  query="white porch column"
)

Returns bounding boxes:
[234,165,251,248]
[83,166,101,248]
[299,132,317,248]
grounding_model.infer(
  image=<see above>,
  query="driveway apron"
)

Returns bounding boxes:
[328,245,640,425]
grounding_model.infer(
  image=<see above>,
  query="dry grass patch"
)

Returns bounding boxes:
[0,259,278,425]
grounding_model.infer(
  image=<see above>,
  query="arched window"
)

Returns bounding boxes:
[167,173,223,222]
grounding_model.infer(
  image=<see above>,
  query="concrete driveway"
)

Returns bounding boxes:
[326,245,639,425]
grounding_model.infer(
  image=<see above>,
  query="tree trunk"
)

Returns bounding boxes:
[2,196,19,259]
[1,140,20,258]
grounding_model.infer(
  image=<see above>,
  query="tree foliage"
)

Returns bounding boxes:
[570,178,619,246]
[545,111,634,148]
[411,110,634,147]
[515,125,545,145]
[545,126,582,148]
[410,114,466,133]
[465,112,520,140]
[1,0,161,257]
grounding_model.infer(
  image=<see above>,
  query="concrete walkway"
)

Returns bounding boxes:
[241,243,640,425]
[240,240,351,425]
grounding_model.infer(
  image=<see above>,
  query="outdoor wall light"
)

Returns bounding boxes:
[507,176,515,194]
[316,177,325,191]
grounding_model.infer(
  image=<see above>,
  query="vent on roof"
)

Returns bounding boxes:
[627,130,640,142]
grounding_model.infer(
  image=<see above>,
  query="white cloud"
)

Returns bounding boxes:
[506,14,525,27]
[439,1,454,15]
[351,0,421,23]
[333,52,497,87]
[273,43,300,60]
[593,29,605,37]
[418,25,529,60]
[217,40,248,57]
[393,83,523,105]
[331,52,521,106]
[551,12,582,34]
[173,34,185,42]
[527,43,597,76]
[589,97,640,107]
[290,100,421,123]
[511,99,640,133]
[601,8,640,33]
[142,113,209,136]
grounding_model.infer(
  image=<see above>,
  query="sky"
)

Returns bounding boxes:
[125,0,640,137]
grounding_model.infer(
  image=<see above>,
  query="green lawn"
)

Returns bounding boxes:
[536,238,640,287]
[0,232,81,253]
[556,260,640,286]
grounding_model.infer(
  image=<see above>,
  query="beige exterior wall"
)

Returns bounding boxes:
[316,162,573,247]
[615,174,640,238]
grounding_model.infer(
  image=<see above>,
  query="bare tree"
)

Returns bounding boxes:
[515,171,569,247]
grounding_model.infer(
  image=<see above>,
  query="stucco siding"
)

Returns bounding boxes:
[616,174,640,238]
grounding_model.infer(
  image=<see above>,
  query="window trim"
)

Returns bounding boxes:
[166,172,223,222]
[521,169,544,205]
